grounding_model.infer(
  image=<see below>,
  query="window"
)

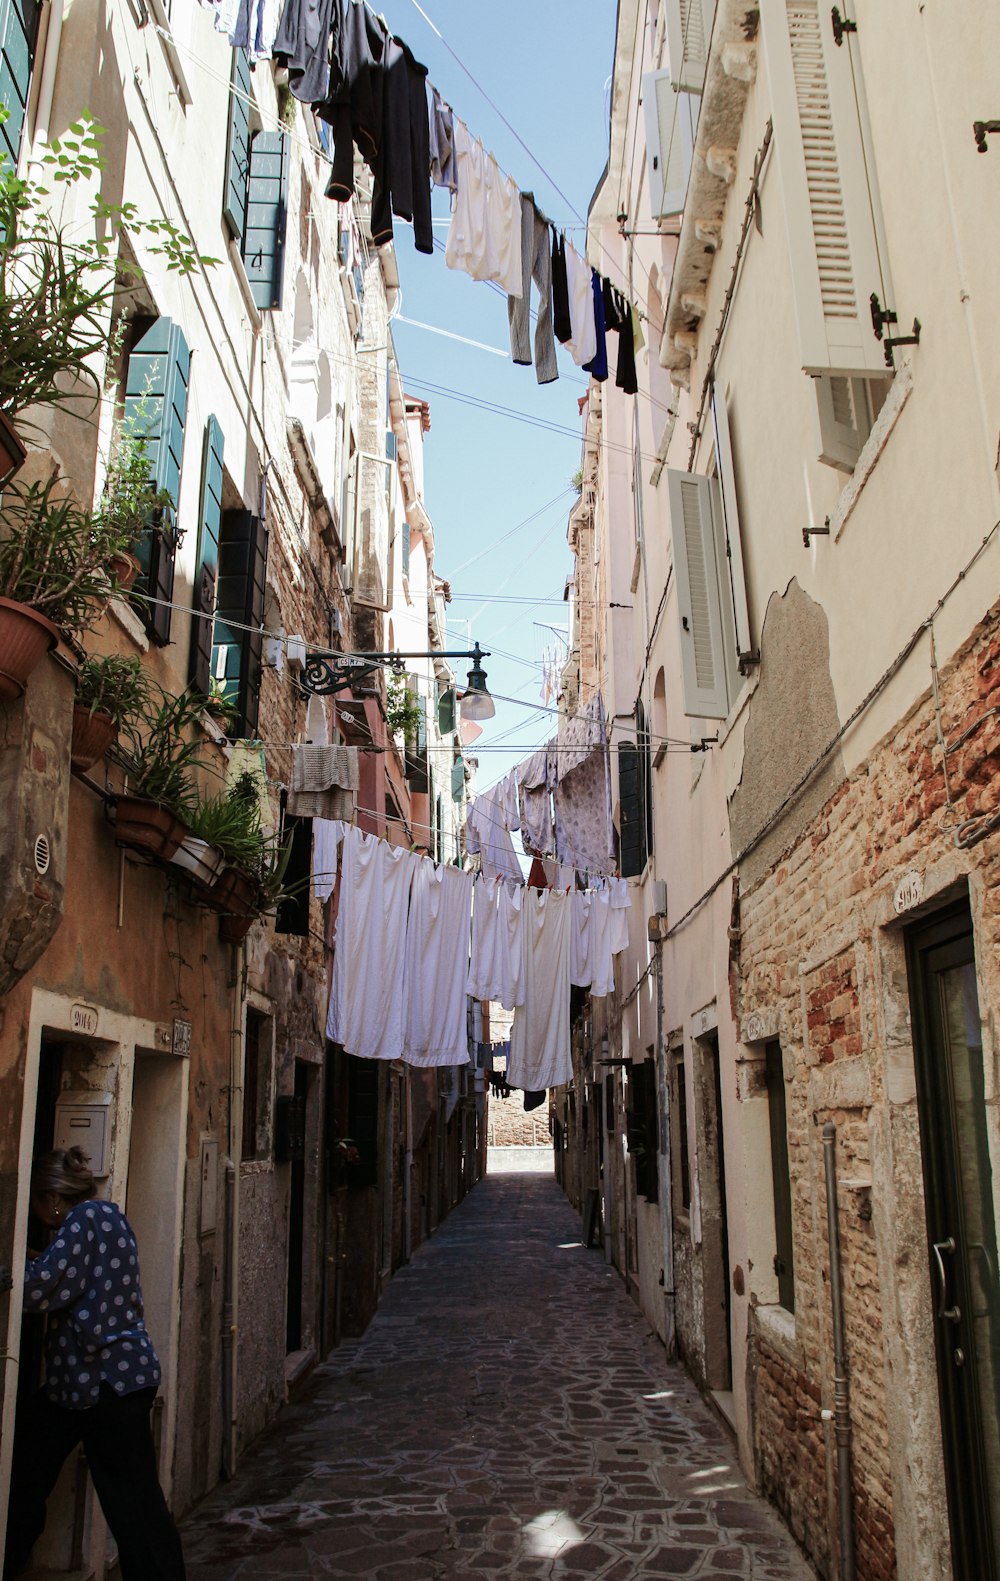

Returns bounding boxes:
[0,0,40,172]
[815,372,889,473]
[666,384,753,719]
[242,1009,273,1161]
[764,1040,795,1310]
[124,318,191,645]
[189,417,225,695]
[627,1057,660,1203]
[664,0,717,93]
[223,49,289,311]
[212,506,269,735]
[641,67,698,218]
[673,1051,692,1211]
[275,810,311,937]
[760,0,891,379]
[618,740,644,877]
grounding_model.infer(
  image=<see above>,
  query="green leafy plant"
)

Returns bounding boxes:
[386,671,421,738]
[117,683,209,814]
[98,405,176,550]
[187,772,297,912]
[74,653,149,725]
[0,109,219,436]
[0,475,135,638]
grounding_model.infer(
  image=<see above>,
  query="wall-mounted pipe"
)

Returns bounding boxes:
[822,1121,856,1581]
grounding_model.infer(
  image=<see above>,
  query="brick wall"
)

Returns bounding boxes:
[739,598,1000,1581]
[488,1091,551,1146]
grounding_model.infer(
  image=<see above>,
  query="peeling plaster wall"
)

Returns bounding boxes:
[728,579,845,891]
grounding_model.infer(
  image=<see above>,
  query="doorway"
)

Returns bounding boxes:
[698,1032,732,1392]
[906,901,1000,1580]
[286,1060,309,1354]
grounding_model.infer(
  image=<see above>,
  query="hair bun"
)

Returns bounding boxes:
[65,1146,93,1174]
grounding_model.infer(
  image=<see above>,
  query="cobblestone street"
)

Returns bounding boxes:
[181,1172,816,1580]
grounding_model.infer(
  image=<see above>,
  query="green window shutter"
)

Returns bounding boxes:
[223,48,252,240]
[0,0,41,173]
[437,686,456,736]
[618,741,644,879]
[451,756,465,802]
[189,416,225,695]
[242,130,289,311]
[124,318,191,645]
[401,519,410,579]
[212,508,269,736]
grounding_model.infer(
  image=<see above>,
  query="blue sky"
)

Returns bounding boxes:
[386,1,619,796]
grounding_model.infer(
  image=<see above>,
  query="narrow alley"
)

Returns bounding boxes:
[180,1171,813,1581]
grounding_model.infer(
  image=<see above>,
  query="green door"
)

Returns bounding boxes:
[907,902,1000,1580]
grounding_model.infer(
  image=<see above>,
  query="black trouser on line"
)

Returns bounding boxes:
[3,1384,186,1581]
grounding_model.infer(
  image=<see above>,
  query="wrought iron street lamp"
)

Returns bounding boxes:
[299,642,495,722]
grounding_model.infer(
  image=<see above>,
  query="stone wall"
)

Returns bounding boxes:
[488,1091,551,1147]
[738,596,1000,1581]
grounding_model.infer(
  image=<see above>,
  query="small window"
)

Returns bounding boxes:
[815,372,891,473]
[673,1051,691,1211]
[641,67,698,218]
[0,0,42,173]
[242,1009,273,1161]
[764,1040,795,1312]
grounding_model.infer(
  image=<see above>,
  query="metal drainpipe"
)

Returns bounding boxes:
[822,1122,856,1581]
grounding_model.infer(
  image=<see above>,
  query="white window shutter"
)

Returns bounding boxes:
[665,0,717,93]
[761,0,890,376]
[667,469,730,719]
[814,375,866,471]
[642,71,698,219]
[710,386,753,667]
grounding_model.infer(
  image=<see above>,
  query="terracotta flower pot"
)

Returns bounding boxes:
[209,866,260,917]
[71,706,118,771]
[113,796,190,860]
[0,411,27,488]
[219,911,256,944]
[0,597,61,704]
[108,551,140,593]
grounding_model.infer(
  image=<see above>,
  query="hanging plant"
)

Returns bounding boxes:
[385,671,421,738]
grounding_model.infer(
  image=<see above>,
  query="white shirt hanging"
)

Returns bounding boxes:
[508,888,572,1091]
[326,828,417,1061]
[467,876,525,1010]
[402,862,473,1067]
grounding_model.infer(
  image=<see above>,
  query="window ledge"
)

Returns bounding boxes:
[108,596,150,652]
[228,238,264,334]
[753,1301,802,1368]
[832,361,914,543]
[147,0,194,107]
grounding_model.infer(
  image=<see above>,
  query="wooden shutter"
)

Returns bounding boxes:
[814,373,869,471]
[189,415,225,694]
[665,0,716,94]
[437,686,456,736]
[618,741,644,878]
[451,755,465,802]
[0,0,39,171]
[627,1059,660,1203]
[642,70,697,219]
[124,318,191,645]
[213,508,269,736]
[223,48,252,241]
[710,387,753,666]
[761,0,889,376]
[242,130,289,311]
[667,468,729,719]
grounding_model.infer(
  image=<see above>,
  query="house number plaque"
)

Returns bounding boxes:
[70,1003,99,1036]
[893,871,924,915]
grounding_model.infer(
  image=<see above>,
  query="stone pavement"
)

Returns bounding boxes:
[180,1172,816,1580]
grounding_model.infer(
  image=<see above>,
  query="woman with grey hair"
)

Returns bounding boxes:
[3,1146,185,1580]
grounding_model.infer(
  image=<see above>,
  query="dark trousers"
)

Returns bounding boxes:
[3,1384,185,1581]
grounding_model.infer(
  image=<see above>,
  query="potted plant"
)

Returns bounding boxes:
[71,652,149,771]
[113,685,207,859]
[0,476,136,701]
[204,677,237,734]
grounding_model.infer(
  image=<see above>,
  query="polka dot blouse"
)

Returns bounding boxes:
[23,1200,161,1409]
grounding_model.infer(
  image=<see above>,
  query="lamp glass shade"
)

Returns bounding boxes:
[460,687,495,722]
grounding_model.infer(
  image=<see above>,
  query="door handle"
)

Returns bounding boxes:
[933,1237,962,1323]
